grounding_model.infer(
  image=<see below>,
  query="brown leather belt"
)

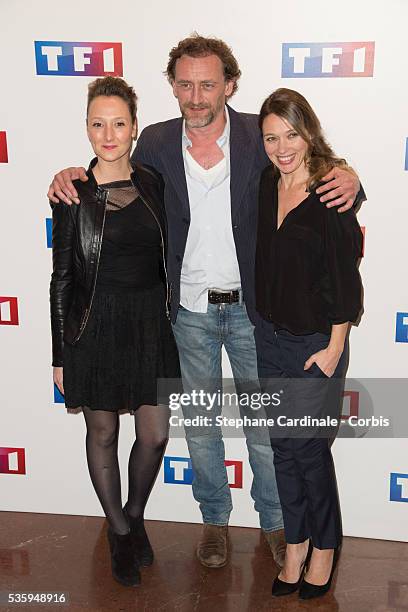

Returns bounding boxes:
[208,289,240,304]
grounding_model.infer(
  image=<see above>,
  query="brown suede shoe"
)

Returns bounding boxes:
[196,524,228,568]
[263,528,287,568]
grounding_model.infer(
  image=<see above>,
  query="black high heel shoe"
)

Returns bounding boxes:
[299,546,340,600]
[272,540,313,597]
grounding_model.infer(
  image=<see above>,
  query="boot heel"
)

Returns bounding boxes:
[107,528,141,587]
[124,505,154,566]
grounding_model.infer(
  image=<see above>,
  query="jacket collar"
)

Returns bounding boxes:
[86,157,141,202]
[85,158,103,201]
[160,119,190,216]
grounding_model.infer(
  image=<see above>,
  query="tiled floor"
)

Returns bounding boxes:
[0,512,407,611]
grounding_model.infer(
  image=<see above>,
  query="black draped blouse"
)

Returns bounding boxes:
[255,166,363,335]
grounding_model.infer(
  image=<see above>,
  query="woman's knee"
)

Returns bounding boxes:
[141,433,169,450]
[88,425,117,448]
[85,413,118,448]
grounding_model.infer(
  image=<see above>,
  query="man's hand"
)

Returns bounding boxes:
[48,167,88,205]
[316,166,360,213]
[53,366,64,396]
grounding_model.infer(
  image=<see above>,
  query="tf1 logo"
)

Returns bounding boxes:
[341,390,359,421]
[54,384,65,404]
[34,41,123,76]
[282,42,375,78]
[163,456,243,488]
[46,218,52,248]
[395,313,408,343]
[0,297,19,326]
[389,473,408,503]
[0,447,26,475]
[0,131,8,163]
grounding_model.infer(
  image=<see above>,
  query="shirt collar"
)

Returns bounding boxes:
[182,106,230,149]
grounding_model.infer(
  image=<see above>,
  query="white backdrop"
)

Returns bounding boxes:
[1,0,407,542]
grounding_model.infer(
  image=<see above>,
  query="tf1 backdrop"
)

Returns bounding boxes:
[0,0,407,542]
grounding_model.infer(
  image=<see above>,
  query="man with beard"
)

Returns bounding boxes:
[48,34,363,570]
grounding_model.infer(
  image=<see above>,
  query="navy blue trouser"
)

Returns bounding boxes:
[254,320,347,549]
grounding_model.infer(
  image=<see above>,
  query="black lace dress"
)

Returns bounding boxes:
[62,180,180,412]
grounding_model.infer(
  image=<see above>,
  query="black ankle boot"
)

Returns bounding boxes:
[299,546,340,600]
[107,528,140,587]
[124,505,154,566]
[272,540,313,597]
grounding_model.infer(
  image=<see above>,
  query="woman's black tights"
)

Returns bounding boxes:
[83,405,169,535]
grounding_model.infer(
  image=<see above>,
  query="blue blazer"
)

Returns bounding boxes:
[131,105,270,324]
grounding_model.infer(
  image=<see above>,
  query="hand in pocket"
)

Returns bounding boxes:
[304,347,342,378]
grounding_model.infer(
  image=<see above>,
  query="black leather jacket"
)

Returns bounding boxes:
[50,158,168,367]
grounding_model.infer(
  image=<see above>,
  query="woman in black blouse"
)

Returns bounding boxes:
[50,77,180,587]
[254,88,363,600]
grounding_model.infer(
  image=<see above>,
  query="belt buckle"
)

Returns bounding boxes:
[225,290,234,304]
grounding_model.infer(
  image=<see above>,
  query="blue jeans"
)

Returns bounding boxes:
[172,301,283,531]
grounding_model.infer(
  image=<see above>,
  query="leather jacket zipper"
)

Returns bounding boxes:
[73,188,108,342]
[136,191,171,320]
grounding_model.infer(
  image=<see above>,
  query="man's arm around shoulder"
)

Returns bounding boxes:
[48,166,87,205]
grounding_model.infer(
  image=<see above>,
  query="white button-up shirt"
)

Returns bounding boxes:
[180,108,241,313]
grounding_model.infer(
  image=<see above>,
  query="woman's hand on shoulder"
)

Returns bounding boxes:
[304,346,342,378]
[53,367,64,396]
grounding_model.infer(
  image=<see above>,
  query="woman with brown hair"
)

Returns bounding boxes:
[50,76,180,587]
[255,88,363,600]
